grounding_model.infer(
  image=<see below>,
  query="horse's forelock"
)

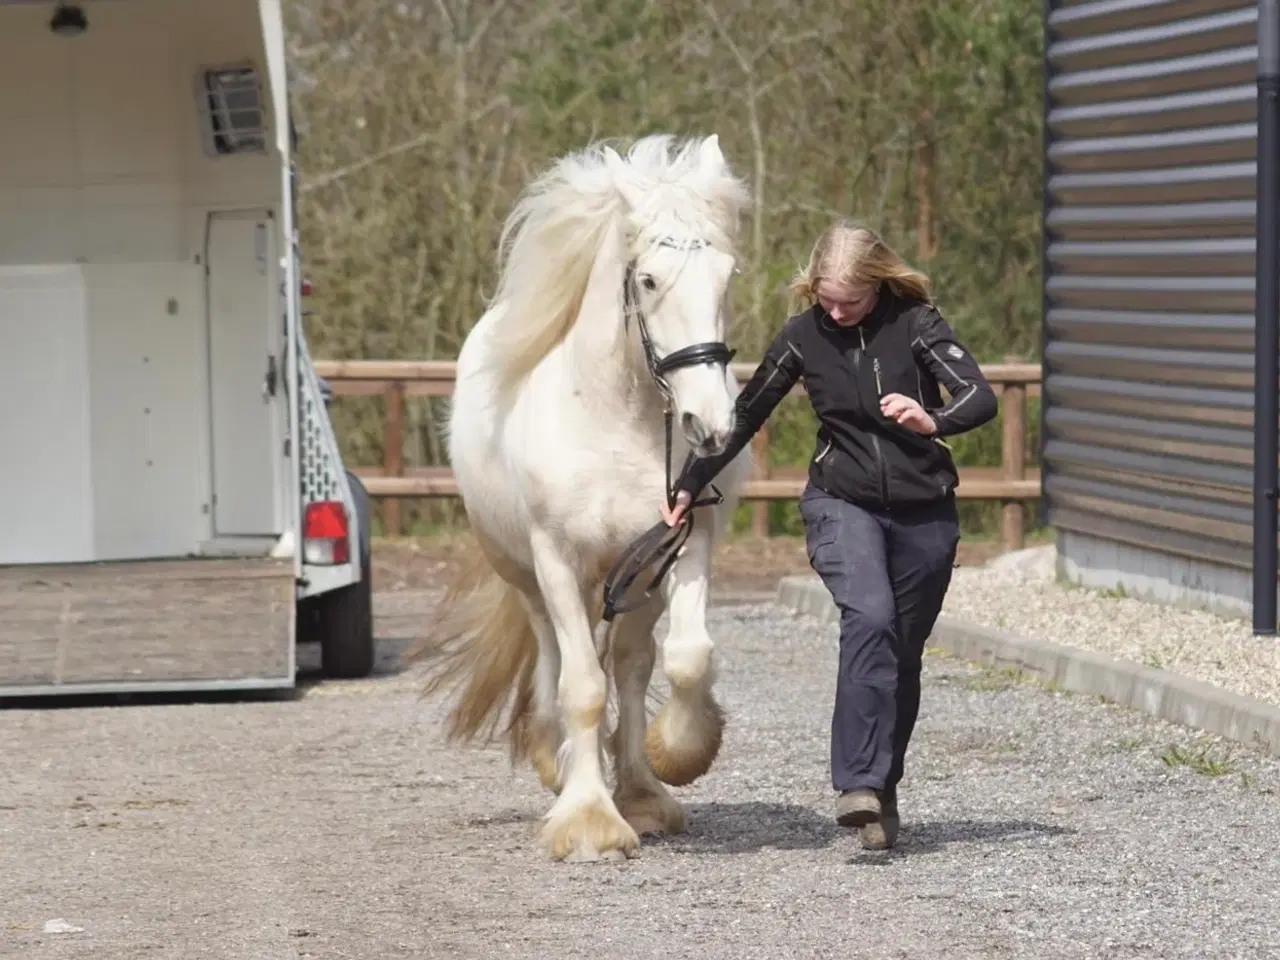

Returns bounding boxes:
[621,136,749,253]
[480,135,747,394]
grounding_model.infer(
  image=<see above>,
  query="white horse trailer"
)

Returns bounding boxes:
[0,0,374,697]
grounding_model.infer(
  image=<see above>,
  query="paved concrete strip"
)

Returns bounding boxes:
[776,573,1280,760]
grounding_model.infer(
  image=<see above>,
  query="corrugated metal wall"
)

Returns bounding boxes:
[1042,0,1267,572]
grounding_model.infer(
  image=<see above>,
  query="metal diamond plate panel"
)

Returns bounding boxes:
[297,332,345,508]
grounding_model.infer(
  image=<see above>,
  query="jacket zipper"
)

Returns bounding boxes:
[859,329,890,507]
[881,348,950,494]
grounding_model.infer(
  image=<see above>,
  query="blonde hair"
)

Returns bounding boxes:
[788,218,933,312]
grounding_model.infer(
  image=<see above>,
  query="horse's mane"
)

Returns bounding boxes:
[480,134,751,394]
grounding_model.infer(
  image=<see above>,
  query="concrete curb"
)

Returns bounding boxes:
[775,574,1280,760]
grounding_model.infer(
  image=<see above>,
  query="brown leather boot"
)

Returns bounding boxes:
[834,788,881,828]
[858,790,899,850]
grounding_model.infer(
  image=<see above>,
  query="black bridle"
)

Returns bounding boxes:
[600,237,736,622]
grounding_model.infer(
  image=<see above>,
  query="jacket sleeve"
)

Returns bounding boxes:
[676,323,805,499]
[911,307,999,437]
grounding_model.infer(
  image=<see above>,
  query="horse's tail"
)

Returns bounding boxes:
[406,551,541,769]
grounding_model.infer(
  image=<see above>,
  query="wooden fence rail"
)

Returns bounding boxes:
[312,359,1043,550]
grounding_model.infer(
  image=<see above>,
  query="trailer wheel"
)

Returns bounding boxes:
[316,552,375,679]
[312,471,375,679]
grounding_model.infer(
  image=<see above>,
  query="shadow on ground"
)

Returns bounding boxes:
[847,817,1077,865]
[293,633,418,688]
[651,801,1074,861]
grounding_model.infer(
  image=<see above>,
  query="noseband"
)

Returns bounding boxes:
[625,237,736,403]
[601,236,736,622]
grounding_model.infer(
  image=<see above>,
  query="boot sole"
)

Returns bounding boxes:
[835,807,880,829]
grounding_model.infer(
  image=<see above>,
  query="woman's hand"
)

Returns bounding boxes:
[661,490,693,527]
[879,393,938,436]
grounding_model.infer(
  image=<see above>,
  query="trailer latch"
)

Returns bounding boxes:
[264,354,278,399]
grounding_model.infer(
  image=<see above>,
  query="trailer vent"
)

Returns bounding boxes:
[199,65,267,156]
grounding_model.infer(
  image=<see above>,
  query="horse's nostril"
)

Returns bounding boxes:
[681,412,707,443]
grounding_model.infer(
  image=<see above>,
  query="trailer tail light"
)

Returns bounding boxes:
[303,501,350,565]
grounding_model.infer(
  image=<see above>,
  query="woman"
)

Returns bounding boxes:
[661,219,998,850]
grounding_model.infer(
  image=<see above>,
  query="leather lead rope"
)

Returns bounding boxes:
[599,426,724,622]
[600,258,728,622]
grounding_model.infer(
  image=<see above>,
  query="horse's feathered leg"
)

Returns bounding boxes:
[517,591,565,794]
[529,526,639,862]
[609,597,687,837]
[646,516,726,786]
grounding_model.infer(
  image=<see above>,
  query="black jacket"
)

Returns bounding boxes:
[678,288,999,510]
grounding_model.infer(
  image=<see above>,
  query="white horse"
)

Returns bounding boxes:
[409,133,755,862]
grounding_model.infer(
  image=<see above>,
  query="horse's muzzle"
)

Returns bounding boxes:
[681,411,732,458]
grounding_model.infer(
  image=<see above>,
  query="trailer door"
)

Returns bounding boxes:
[205,209,285,537]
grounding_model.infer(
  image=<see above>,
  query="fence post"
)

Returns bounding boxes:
[1000,361,1027,552]
[383,381,405,538]
[751,424,771,537]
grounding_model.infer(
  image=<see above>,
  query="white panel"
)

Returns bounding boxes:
[206,209,283,536]
[0,265,94,564]
[74,5,181,185]
[0,189,81,264]
[0,0,278,267]
[181,1,279,212]
[0,0,287,562]
[0,12,77,188]
[86,263,208,560]
[80,184,185,263]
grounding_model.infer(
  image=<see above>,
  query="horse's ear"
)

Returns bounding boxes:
[604,146,645,210]
[698,134,725,175]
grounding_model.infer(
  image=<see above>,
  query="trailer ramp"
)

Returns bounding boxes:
[0,558,295,697]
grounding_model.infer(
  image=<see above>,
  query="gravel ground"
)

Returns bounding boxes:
[942,546,1280,710]
[3,591,1280,959]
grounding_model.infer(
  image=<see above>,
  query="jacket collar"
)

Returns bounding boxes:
[816,283,895,335]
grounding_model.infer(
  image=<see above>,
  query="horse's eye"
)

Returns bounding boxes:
[639,275,657,291]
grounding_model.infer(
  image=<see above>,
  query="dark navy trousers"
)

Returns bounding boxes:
[798,484,960,796]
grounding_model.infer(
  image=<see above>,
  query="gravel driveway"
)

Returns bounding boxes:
[3,591,1279,959]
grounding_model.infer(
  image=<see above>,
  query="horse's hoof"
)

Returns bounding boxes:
[616,786,687,837]
[541,796,640,863]
[566,847,630,863]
